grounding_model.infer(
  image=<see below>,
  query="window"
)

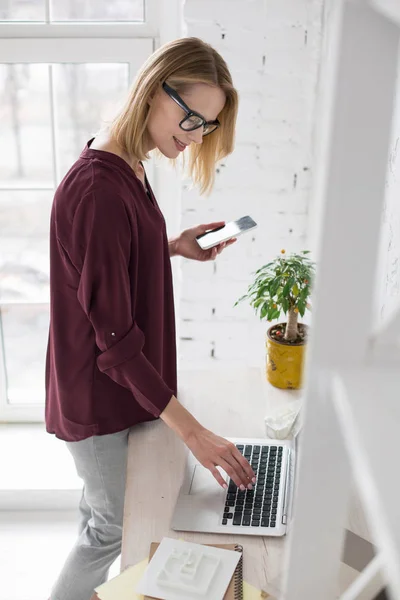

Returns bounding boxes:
[0,1,156,422]
[1,0,146,23]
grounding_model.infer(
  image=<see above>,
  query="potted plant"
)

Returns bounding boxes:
[235,249,316,389]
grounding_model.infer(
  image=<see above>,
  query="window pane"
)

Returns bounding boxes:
[0,64,53,186]
[51,0,144,22]
[0,304,49,404]
[0,0,45,21]
[0,191,51,303]
[53,63,129,175]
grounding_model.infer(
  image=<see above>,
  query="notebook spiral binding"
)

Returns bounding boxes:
[234,544,244,600]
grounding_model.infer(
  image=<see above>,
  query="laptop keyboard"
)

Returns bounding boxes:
[222,444,283,528]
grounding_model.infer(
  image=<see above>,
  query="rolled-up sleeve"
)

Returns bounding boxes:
[70,189,174,417]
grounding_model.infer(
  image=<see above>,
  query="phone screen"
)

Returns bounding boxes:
[196,216,257,249]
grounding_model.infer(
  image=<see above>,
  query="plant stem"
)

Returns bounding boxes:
[285,307,298,341]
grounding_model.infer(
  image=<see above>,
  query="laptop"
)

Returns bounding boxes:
[171,434,299,537]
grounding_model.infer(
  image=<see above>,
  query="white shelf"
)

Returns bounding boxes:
[332,367,400,597]
[283,1,400,597]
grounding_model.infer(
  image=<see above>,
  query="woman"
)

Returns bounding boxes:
[46,37,255,600]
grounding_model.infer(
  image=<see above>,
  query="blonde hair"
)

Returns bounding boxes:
[109,37,238,194]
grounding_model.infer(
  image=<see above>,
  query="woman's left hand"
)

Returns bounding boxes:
[172,221,237,261]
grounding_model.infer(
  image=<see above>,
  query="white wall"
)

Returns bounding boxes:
[178,0,324,370]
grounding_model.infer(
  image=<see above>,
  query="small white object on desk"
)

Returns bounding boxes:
[135,537,241,600]
[264,399,302,440]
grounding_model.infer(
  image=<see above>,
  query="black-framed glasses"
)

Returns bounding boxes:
[162,82,220,137]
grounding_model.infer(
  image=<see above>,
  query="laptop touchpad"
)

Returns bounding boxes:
[189,464,224,495]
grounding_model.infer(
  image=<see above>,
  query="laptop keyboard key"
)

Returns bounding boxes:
[261,518,269,527]
[222,518,228,525]
[233,513,242,525]
[242,515,251,526]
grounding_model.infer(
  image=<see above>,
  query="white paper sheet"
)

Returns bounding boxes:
[135,537,241,600]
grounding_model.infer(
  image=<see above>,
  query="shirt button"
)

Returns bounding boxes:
[111,332,116,336]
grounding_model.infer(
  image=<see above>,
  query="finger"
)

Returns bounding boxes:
[225,238,237,246]
[216,456,253,490]
[222,443,256,483]
[210,466,229,490]
[227,449,256,486]
[235,451,257,483]
[196,221,225,235]
[212,247,218,260]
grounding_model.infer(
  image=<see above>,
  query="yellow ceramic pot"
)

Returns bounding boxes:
[266,323,307,389]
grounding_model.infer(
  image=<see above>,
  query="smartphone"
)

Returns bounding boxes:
[195,216,258,250]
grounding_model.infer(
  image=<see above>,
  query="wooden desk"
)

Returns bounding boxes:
[121,367,302,595]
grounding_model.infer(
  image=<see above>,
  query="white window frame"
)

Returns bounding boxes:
[0,0,184,423]
[0,0,160,38]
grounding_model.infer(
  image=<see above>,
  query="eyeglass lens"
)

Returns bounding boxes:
[180,115,218,136]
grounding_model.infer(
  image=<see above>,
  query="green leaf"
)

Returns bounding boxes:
[283,276,295,296]
[256,285,268,298]
[270,277,281,296]
[253,297,264,309]
[297,299,306,317]
[234,294,248,306]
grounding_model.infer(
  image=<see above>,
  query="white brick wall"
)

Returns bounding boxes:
[178,0,324,369]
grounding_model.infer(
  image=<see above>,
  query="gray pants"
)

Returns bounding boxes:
[50,428,130,600]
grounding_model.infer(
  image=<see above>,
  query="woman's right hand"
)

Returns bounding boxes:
[159,395,256,490]
[184,426,256,490]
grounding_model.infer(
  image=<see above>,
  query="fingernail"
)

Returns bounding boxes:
[252,477,257,484]
[240,484,245,491]
[247,484,253,490]
[222,483,228,490]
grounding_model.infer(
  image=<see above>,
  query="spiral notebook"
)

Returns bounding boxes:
[144,542,243,600]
